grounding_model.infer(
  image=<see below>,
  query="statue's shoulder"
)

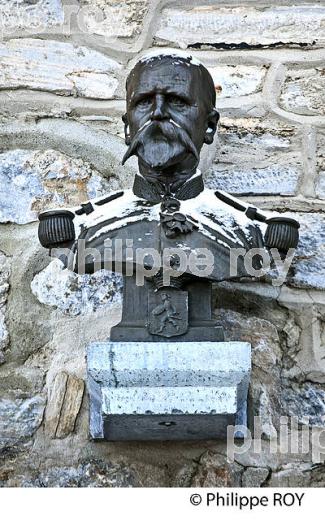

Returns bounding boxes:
[73,189,150,232]
[190,188,267,226]
[38,190,133,249]
[74,190,125,217]
[192,188,300,253]
[213,189,268,224]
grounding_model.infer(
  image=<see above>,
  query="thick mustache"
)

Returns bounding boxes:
[122,120,199,166]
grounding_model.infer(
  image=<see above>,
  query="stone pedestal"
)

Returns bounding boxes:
[87,341,251,441]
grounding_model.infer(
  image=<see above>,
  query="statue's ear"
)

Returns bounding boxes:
[122,113,131,145]
[204,108,219,145]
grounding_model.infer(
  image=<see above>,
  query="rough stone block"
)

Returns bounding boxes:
[0,119,138,186]
[154,6,325,49]
[218,307,282,439]
[288,213,325,290]
[87,341,251,441]
[0,0,64,36]
[0,149,115,224]
[191,450,243,487]
[268,464,312,487]
[0,39,121,99]
[31,259,122,316]
[55,375,85,439]
[80,0,149,40]
[281,382,325,427]
[278,290,325,384]
[0,395,45,449]
[209,65,267,98]
[207,165,300,196]
[242,467,270,487]
[44,371,67,438]
[205,117,302,195]
[45,371,85,439]
[280,68,325,116]
[4,460,140,487]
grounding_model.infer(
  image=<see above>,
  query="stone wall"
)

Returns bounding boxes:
[0,0,325,487]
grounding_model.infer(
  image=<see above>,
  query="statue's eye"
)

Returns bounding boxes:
[168,95,187,107]
[136,96,152,108]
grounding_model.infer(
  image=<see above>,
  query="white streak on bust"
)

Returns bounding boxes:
[169,119,181,128]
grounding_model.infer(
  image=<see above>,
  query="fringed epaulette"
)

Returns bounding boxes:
[38,191,124,249]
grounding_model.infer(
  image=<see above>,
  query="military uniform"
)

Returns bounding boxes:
[38,172,299,341]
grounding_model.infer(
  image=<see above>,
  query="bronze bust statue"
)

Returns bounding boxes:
[38,51,299,342]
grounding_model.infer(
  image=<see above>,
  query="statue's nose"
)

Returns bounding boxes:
[151,94,167,121]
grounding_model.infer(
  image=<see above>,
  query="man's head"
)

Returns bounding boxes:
[122,52,219,187]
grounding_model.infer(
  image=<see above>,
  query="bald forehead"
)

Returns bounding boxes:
[127,59,202,103]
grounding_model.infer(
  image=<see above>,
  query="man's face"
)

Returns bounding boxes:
[123,59,214,182]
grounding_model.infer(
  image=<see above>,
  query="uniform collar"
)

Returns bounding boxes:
[132,171,204,202]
